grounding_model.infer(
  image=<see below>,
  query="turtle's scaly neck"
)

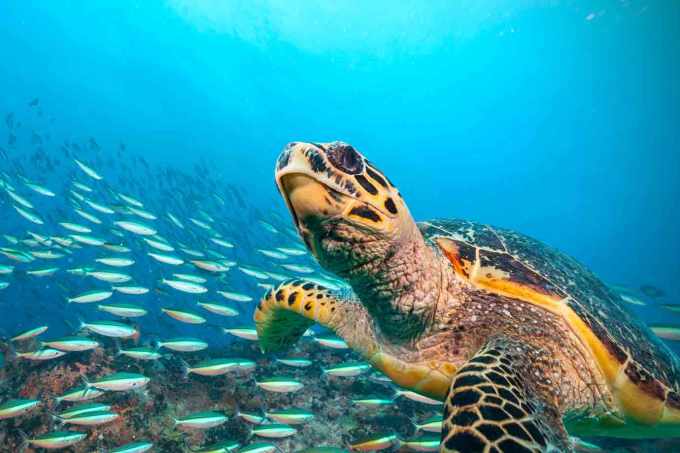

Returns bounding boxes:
[341,223,446,343]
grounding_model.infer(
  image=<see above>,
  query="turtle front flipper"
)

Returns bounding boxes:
[254,280,378,357]
[442,337,571,453]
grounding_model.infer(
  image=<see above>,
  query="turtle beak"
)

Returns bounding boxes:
[279,174,334,225]
[276,143,349,252]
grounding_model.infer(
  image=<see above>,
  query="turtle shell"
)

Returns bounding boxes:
[420,218,680,425]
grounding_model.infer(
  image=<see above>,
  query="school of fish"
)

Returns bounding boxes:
[0,102,465,452]
[0,102,676,453]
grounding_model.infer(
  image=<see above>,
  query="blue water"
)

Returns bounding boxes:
[0,1,679,451]
[3,1,678,297]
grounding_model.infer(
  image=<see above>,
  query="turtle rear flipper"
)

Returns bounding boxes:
[442,337,571,453]
[255,280,377,356]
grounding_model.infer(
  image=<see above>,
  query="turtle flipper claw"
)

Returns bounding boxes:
[255,280,335,353]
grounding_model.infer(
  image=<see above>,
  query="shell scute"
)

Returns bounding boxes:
[421,218,680,418]
[477,248,567,299]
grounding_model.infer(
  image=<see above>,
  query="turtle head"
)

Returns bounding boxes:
[275,141,416,276]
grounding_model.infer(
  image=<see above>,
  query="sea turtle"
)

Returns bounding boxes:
[254,142,680,452]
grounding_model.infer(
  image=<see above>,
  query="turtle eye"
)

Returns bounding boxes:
[327,143,363,175]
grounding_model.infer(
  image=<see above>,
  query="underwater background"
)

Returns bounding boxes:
[0,1,679,452]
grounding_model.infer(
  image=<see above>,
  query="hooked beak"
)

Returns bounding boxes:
[277,173,349,254]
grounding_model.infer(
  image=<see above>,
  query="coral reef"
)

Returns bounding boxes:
[1,336,678,452]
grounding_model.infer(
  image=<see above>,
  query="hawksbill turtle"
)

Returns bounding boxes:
[254,141,680,452]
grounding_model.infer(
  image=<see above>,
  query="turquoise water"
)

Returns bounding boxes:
[0,1,679,452]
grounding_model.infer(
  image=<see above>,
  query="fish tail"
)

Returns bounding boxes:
[5,342,17,362]
[408,415,420,430]
[48,410,63,428]
[320,368,330,381]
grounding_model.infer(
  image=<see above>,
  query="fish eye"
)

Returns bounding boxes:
[327,143,363,175]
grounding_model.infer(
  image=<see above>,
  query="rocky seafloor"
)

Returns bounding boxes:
[0,335,679,452]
